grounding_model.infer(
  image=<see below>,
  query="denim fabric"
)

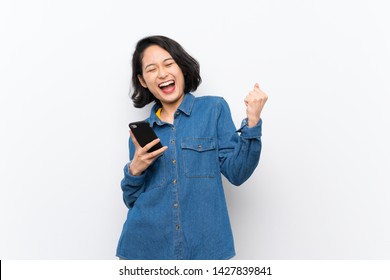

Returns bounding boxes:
[116,93,262,260]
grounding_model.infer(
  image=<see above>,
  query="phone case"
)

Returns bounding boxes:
[129,121,163,153]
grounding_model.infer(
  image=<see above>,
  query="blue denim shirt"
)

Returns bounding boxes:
[116,93,262,260]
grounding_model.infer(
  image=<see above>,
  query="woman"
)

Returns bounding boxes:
[116,35,268,260]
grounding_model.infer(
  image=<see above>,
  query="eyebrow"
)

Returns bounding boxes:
[144,58,174,70]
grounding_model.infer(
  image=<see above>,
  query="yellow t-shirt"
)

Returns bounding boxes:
[156,107,162,119]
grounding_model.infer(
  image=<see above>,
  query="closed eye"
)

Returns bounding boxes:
[146,67,157,73]
[164,58,175,67]
[165,63,174,67]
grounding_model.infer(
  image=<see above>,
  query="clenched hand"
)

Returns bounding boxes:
[244,83,268,127]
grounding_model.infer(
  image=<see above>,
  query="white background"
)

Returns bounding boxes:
[1,0,389,259]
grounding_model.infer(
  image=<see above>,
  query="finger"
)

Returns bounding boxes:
[254,83,260,90]
[148,146,168,158]
[246,91,257,101]
[244,95,250,106]
[144,146,168,163]
[143,137,162,152]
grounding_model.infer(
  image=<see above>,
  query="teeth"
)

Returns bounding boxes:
[159,80,174,87]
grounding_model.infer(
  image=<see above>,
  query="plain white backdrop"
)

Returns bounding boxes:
[1,0,390,259]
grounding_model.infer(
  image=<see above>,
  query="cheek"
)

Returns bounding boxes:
[174,70,185,88]
[179,75,186,89]
[143,75,155,87]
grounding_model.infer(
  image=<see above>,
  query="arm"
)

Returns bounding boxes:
[218,83,268,185]
[217,98,262,186]
[121,162,146,209]
[121,133,167,209]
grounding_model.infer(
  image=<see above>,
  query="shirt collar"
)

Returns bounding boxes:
[177,92,195,116]
[148,93,195,126]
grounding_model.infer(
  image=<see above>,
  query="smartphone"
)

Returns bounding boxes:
[129,121,163,153]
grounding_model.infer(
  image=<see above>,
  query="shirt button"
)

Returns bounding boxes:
[171,140,175,144]
[172,159,176,164]
[175,111,180,116]
[173,202,179,208]
[176,225,180,230]
[173,179,177,184]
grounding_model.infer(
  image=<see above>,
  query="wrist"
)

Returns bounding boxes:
[247,117,260,128]
[129,162,142,176]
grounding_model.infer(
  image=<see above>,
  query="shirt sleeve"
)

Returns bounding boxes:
[217,98,262,186]
[120,136,146,209]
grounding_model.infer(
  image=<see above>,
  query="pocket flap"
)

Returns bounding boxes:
[181,138,216,152]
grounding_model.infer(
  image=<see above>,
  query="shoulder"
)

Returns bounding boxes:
[193,95,227,106]
[191,95,232,118]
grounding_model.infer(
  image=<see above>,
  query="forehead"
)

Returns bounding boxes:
[142,45,172,64]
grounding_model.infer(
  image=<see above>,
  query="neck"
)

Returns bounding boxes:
[159,107,174,124]
[159,94,185,124]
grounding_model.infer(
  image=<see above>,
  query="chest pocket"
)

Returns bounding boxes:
[181,138,217,178]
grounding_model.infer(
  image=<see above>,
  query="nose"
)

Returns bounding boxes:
[158,67,168,79]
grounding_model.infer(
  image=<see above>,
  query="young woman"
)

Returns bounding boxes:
[116,35,268,260]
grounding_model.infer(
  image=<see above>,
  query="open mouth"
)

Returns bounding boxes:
[158,80,175,94]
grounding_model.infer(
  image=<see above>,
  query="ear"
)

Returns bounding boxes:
[138,74,148,88]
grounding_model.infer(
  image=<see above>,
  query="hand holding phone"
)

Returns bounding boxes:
[129,121,163,153]
[128,121,167,176]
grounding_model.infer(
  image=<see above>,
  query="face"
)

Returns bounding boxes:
[138,45,186,109]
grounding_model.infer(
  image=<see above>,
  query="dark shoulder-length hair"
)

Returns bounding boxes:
[131,35,202,108]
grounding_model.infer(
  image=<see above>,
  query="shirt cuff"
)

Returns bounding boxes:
[123,162,146,185]
[236,118,262,139]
